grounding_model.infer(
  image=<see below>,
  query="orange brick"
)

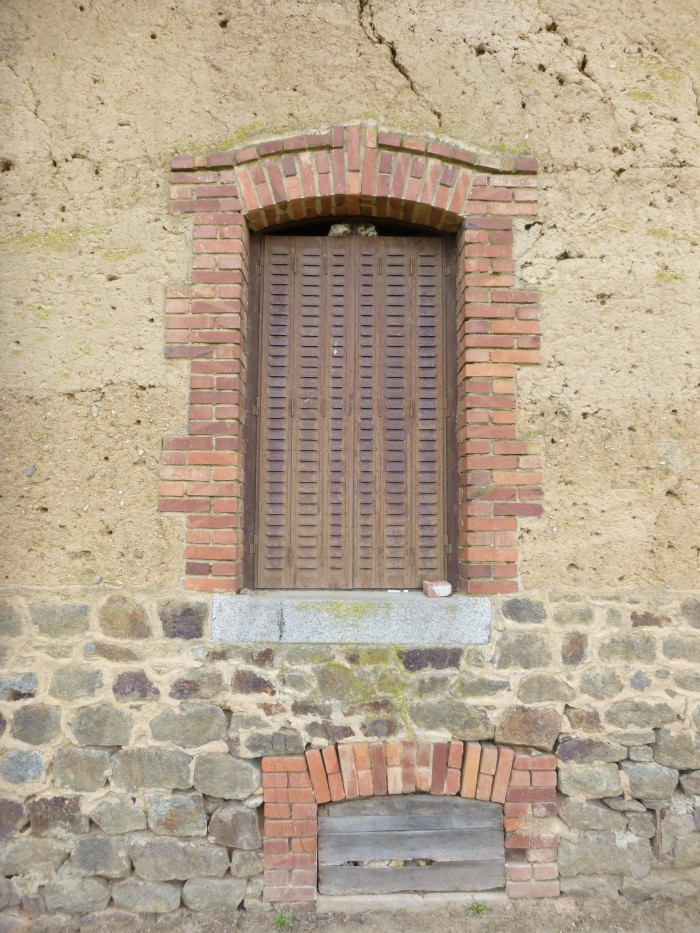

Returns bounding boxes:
[491,746,515,804]
[305,749,331,804]
[479,743,499,775]
[476,771,493,800]
[460,741,481,798]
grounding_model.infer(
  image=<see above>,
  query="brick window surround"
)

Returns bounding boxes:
[262,741,559,903]
[160,124,542,595]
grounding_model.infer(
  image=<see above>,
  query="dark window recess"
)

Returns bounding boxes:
[252,235,456,590]
[318,796,505,895]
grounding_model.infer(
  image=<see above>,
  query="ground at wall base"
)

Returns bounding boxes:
[3,893,700,933]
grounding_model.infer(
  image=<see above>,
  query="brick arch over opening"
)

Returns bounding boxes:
[161,124,543,594]
[261,740,559,903]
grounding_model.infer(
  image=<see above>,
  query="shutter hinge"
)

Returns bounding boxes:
[252,401,259,417]
[444,536,452,555]
[378,254,382,275]
[251,535,258,555]
[256,254,262,276]
[289,396,295,418]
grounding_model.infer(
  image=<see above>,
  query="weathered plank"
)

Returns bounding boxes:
[318,827,504,865]
[318,859,506,895]
[319,795,501,833]
[319,807,501,833]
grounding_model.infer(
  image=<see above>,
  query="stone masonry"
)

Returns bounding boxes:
[1,589,699,917]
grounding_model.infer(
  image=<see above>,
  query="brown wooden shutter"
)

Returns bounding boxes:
[256,235,449,590]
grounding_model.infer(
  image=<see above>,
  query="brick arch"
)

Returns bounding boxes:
[161,124,543,594]
[261,740,559,903]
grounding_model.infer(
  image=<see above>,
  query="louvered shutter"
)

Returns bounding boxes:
[256,235,448,590]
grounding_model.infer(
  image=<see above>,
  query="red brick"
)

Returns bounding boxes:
[430,743,448,795]
[505,880,559,899]
[491,746,515,804]
[533,863,559,881]
[475,772,493,800]
[402,742,416,794]
[532,771,557,787]
[506,787,556,803]
[514,754,556,770]
[305,749,331,805]
[460,741,481,798]
[479,743,499,776]
[370,743,388,796]
[338,744,359,799]
[506,864,533,881]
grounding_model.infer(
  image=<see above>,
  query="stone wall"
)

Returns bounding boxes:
[1,589,699,915]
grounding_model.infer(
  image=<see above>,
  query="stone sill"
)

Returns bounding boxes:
[212,590,491,644]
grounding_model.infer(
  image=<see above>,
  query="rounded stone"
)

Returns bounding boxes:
[410,700,494,740]
[620,761,679,798]
[98,595,151,639]
[680,597,700,629]
[11,704,61,745]
[580,669,624,700]
[193,754,261,799]
[518,673,574,703]
[557,739,626,764]
[54,748,110,792]
[71,704,133,747]
[129,836,229,881]
[559,832,652,880]
[663,635,700,663]
[0,799,27,837]
[43,873,111,913]
[182,877,246,912]
[654,729,700,770]
[29,603,90,638]
[557,763,623,799]
[169,667,224,699]
[679,770,700,795]
[0,673,38,701]
[158,599,207,639]
[502,598,546,624]
[49,666,103,700]
[559,799,627,831]
[493,632,552,669]
[0,750,45,784]
[230,850,263,877]
[599,634,656,664]
[675,670,700,692]
[0,879,20,911]
[561,631,588,666]
[0,837,71,876]
[208,802,261,849]
[111,880,181,913]
[150,703,227,747]
[89,795,147,834]
[29,795,89,835]
[145,791,207,836]
[111,748,192,792]
[0,601,22,637]
[112,670,160,702]
[606,699,677,729]
[495,705,562,751]
[71,835,131,878]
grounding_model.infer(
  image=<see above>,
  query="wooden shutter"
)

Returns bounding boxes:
[256,235,449,589]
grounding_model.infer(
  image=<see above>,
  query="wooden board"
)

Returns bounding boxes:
[317,793,505,895]
[319,859,505,896]
[319,795,502,833]
[319,828,504,865]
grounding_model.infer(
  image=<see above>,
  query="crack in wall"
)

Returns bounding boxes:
[358,0,442,126]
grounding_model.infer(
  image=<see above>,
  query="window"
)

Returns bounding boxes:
[246,228,457,589]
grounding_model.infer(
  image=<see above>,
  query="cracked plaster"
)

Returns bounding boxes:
[0,0,698,592]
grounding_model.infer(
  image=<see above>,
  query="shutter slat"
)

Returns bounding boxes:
[257,235,447,590]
